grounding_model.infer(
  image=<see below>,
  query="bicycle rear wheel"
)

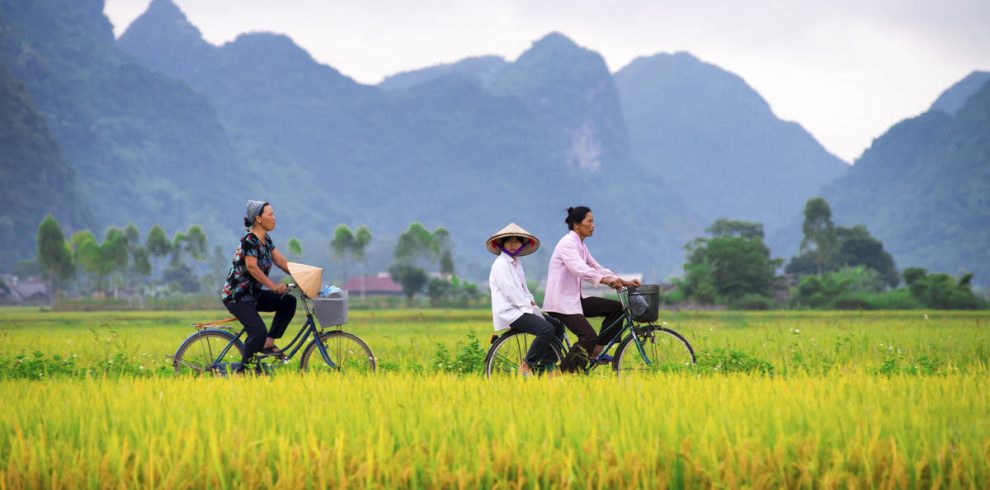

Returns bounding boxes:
[300,330,376,374]
[172,329,245,376]
[485,330,563,379]
[614,325,695,377]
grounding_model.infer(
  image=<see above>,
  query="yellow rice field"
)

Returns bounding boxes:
[1,308,989,488]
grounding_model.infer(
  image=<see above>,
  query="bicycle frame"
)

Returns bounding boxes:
[554,287,655,371]
[213,288,344,370]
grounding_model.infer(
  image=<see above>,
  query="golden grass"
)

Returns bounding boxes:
[2,308,989,488]
[1,372,988,488]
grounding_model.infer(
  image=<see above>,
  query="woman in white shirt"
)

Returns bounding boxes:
[487,223,563,375]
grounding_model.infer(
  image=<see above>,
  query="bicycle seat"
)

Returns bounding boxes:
[192,317,238,330]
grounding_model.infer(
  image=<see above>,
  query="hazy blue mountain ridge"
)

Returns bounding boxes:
[488,33,630,172]
[615,52,849,233]
[118,7,695,278]
[0,0,243,256]
[0,65,90,268]
[6,0,985,285]
[379,56,508,91]
[812,77,990,283]
[930,71,990,115]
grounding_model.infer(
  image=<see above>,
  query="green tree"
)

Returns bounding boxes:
[834,225,899,287]
[682,220,780,304]
[902,269,985,309]
[36,215,73,303]
[123,224,151,290]
[146,225,171,282]
[287,238,303,257]
[433,227,455,276]
[794,266,886,308]
[101,227,129,297]
[162,225,208,293]
[71,230,103,295]
[353,226,372,298]
[799,197,837,276]
[388,262,428,305]
[427,276,453,307]
[707,219,764,240]
[395,223,438,267]
[331,224,355,282]
[182,225,208,261]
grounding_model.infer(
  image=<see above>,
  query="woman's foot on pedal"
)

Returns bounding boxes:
[594,353,614,364]
[519,362,533,377]
[261,345,285,358]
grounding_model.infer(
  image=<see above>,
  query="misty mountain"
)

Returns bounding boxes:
[930,71,990,115]
[0,0,243,251]
[119,4,695,278]
[379,56,508,91]
[615,52,849,233]
[814,75,990,283]
[9,0,982,286]
[0,65,90,269]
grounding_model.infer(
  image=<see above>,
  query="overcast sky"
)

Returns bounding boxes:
[104,0,990,163]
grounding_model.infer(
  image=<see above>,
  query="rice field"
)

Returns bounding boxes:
[1,307,989,488]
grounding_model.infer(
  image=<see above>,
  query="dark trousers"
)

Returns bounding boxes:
[510,313,566,367]
[224,290,297,364]
[549,296,624,356]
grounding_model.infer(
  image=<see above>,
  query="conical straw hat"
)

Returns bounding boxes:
[287,262,323,298]
[486,223,540,257]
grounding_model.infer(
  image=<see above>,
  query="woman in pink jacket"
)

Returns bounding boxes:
[542,206,640,368]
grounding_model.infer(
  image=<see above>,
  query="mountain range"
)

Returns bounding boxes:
[2,0,987,285]
[813,72,990,283]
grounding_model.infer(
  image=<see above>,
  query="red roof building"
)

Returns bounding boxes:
[342,273,403,296]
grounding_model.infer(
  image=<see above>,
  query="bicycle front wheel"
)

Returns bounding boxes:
[300,330,376,374]
[485,330,563,379]
[172,329,245,376]
[614,325,695,377]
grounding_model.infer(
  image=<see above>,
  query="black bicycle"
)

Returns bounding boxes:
[170,284,375,375]
[484,286,695,378]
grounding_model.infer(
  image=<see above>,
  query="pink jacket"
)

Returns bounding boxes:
[542,231,615,315]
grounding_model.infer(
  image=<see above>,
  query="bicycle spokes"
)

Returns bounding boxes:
[616,326,695,377]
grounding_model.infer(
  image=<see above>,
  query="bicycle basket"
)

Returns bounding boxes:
[313,290,348,327]
[627,284,660,322]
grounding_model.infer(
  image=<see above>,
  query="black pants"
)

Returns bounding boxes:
[510,313,566,367]
[549,296,624,356]
[224,290,297,364]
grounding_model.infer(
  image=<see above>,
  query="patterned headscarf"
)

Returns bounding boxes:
[245,200,268,227]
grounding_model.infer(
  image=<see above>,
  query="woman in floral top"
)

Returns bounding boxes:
[222,200,296,371]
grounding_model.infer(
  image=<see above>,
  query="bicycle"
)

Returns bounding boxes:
[484,286,695,378]
[170,284,375,375]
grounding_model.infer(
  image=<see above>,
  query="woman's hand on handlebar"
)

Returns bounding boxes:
[272,283,290,295]
[623,278,641,288]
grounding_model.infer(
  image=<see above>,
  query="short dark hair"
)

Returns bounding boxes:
[497,236,523,246]
[565,206,592,230]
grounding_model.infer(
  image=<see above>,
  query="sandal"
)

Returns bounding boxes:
[261,345,285,357]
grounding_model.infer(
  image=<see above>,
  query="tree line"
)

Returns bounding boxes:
[385,223,483,307]
[34,216,224,302]
[674,197,986,309]
[31,215,483,307]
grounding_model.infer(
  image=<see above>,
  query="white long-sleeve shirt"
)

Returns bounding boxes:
[489,252,537,331]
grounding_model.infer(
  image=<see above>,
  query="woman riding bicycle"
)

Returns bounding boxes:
[543,206,640,370]
[221,200,296,371]
[487,223,563,375]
